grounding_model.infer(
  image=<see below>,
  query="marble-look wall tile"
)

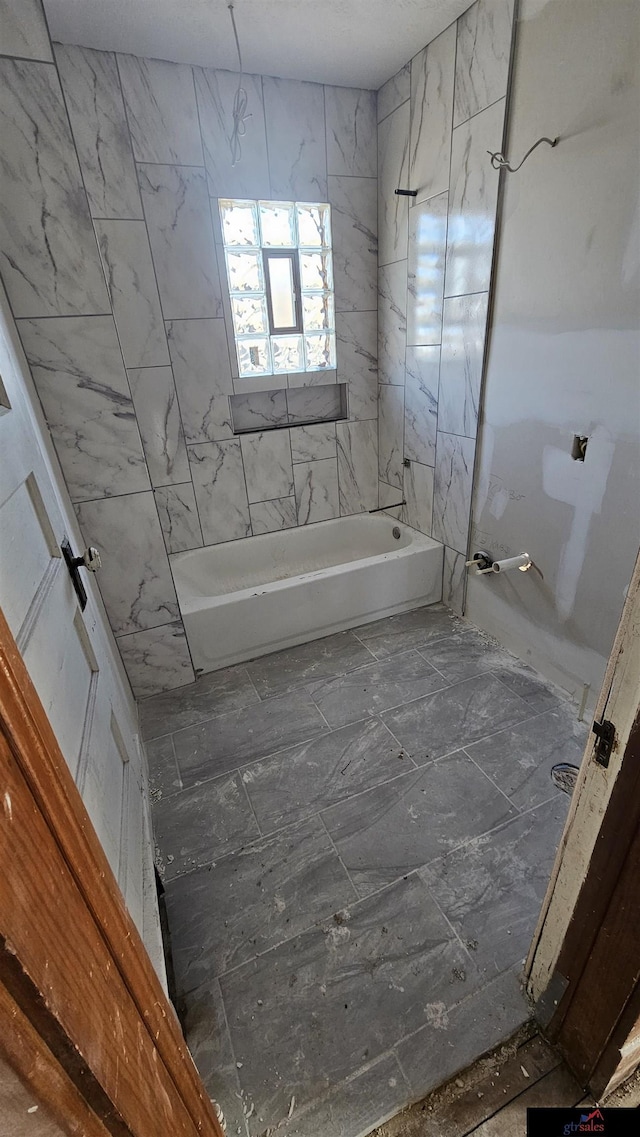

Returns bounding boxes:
[138,163,223,320]
[325,87,377,177]
[410,24,455,203]
[18,315,149,501]
[95,220,170,368]
[432,431,476,553]
[328,175,378,313]
[378,480,404,519]
[166,318,233,443]
[194,68,270,199]
[294,458,340,525]
[404,345,439,467]
[188,439,251,544]
[117,621,195,698]
[128,366,191,487]
[287,369,338,389]
[230,389,288,432]
[378,384,404,491]
[444,98,505,298]
[240,431,294,504]
[403,460,434,535]
[76,491,179,634]
[377,63,410,123]
[155,483,204,554]
[290,423,336,463]
[336,419,378,513]
[0,0,52,61]
[336,312,377,422]
[263,77,327,201]
[378,102,410,266]
[117,54,203,166]
[54,45,142,220]
[443,545,466,615]
[378,260,407,386]
[407,191,448,346]
[454,0,515,127]
[286,384,344,424]
[0,59,111,318]
[438,292,489,437]
[249,496,298,535]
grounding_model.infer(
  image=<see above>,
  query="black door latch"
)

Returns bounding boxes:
[592,718,615,768]
[61,538,101,611]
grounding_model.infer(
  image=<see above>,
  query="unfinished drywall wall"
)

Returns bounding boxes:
[466,0,640,701]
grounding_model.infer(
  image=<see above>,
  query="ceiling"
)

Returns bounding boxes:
[43,0,471,90]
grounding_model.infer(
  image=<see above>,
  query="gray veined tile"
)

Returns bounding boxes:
[166,318,233,443]
[54,45,143,220]
[377,62,410,123]
[407,192,448,346]
[419,628,515,684]
[165,816,354,986]
[138,163,223,320]
[246,629,374,699]
[409,24,456,203]
[336,419,378,513]
[172,688,328,785]
[18,314,150,501]
[403,460,434,536]
[240,430,294,504]
[466,706,588,812]
[117,53,203,165]
[378,101,410,266]
[290,423,336,463]
[432,431,476,554]
[286,384,343,424]
[454,0,515,127]
[188,439,251,545]
[0,58,111,318]
[491,663,568,714]
[117,620,194,699]
[438,293,489,438]
[263,76,327,201]
[378,260,407,386]
[153,769,260,881]
[444,98,506,298]
[325,87,377,178]
[381,671,532,764]
[420,795,567,978]
[242,718,411,834]
[155,483,204,554]
[287,368,337,389]
[323,751,516,896]
[128,365,191,487]
[94,220,170,369]
[75,491,180,635]
[139,663,260,741]
[335,311,377,422]
[144,734,182,800]
[250,496,298,535]
[231,389,288,432]
[273,1052,409,1137]
[307,649,447,730]
[0,0,53,61]
[378,384,404,491]
[355,604,460,658]
[194,67,270,199]
[294,458,340,525]
[220,873,478,1133]
[378,480,404,519]
[181,980,250,1137]
[328,175,378,313]
[404,346,439,467]
[443,545,466,615]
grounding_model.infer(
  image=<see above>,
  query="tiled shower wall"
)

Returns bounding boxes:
[0,0,378,697]
[376,0,515,612]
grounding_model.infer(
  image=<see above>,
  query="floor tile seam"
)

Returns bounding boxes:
[461,748,522,818]
[247,633,383,700]
[317,811,362,902]
[416,867,483,971]
[212,976,251,1137]
[238,771,265,841]
[352,624,471,660]
[487,669,565,713]
[410,707,562,769]
[462,748,569,818]
[304,644,444,690]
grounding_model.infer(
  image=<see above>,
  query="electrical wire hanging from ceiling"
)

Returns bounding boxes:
[228,2,251,166]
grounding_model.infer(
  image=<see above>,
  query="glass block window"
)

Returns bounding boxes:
[219,199,336,379]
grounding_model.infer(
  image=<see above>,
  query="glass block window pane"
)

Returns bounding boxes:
[231,295,268,336]
[302,292,334,333]
[300,252,333,291]
[219,199,259,247]
[305,332,336,371]
[225,250,264,293]
[297,203,331,248]
[272,335,303,373]
[264,253,299,331]
[237,336,272,375]
[259,202,296,247]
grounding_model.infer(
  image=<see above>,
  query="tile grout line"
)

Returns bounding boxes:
[213,975,252,1137]
[461,747,523,818]
[317,813,361,903]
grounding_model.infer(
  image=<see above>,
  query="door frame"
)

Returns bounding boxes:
[0,606,223,1137]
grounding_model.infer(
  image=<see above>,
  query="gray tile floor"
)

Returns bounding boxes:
[142,604,588,1137]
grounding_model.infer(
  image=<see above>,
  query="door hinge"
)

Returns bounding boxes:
[592,718,615,768]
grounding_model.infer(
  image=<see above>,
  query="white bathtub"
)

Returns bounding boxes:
[171,514,443,674]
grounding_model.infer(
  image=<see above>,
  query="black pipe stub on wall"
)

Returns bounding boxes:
[395,188,418,197]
